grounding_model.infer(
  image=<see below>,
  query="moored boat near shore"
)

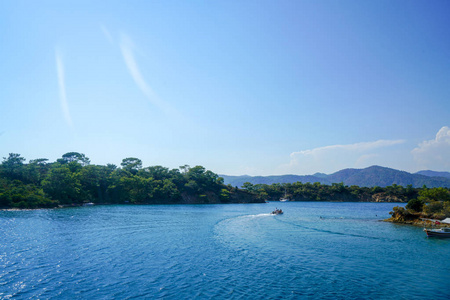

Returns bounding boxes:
[423,227,450,238]
[280,188,289,202]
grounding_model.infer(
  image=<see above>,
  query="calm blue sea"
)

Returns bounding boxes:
[1,202,449,299]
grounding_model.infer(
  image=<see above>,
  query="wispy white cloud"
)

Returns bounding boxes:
[280,139,405,174]
[412,126,450,170]
[291,140,405,157]
[100,24,114,45]
[55,50,73,128]
[119,33,167,111]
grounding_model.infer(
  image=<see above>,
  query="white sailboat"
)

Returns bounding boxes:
[280,187,289,202]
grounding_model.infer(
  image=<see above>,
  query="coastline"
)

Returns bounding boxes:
[384,215,450,228]
[1,199,400,211]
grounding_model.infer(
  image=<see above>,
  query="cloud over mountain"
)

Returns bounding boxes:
[284,139,405,174]
[412,126,450,171]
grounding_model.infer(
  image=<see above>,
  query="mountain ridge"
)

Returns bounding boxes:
[415,170,450,179]
[220,166,450,188]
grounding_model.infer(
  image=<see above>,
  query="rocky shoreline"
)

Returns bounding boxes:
[384,206,450,227]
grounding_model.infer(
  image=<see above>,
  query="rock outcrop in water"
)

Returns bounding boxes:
[371,193,404,203]
[385,192,450,227]
[384,207,449,227]
[384,206,424,225]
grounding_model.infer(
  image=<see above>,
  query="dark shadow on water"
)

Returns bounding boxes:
[274,217,400,242]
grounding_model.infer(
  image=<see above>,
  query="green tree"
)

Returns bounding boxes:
[423,201,444,216]
[216,177,224,185]
[242,182,254,192]
[161,179,180,202]
[25,158,49,184]
[220,188,231,202]
[119,175,155,203]
[185,166,219,192]
[331,182,346,193]
[1,153,26,180]
[0,178,55,209]
[405,198,424,212]
[42,165,81,204]
[78,164,115,203]
[179,165,190,174]
[418,188,450,203]
[58,152,90,166]
[371,186,383,193]
[184,180,199,193]
[142,166,170,181]
[121,157,143,174]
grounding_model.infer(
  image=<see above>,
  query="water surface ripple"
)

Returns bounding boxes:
[1,202,448,299]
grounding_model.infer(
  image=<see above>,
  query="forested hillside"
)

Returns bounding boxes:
[415,170,450,179]
[0,152,260,209]
[239,181,422,203]
[3,153,450,209]
[221,166,450,188]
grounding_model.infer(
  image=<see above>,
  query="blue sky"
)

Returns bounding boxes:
[1,0,450,175]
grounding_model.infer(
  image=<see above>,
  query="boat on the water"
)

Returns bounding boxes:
[83,202,94,207]
[271,208,283,215]
[280,188,289,202]
[423,227,450,238]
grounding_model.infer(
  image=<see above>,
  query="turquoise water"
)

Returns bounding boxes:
[1,202,449,299]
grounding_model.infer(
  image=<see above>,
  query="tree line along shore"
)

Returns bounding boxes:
[0,152,260,209]
[1,152,449,224]
[242,180,450,224]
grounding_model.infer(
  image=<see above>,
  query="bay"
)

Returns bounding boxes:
[1,202,449,299]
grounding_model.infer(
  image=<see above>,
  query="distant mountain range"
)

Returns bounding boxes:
[415,170,450,179]
[220,166,450,188]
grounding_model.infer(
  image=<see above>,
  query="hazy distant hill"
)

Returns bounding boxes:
[221,174,330,187]
[326,166,450,187]
[220,166,450,188]
[415,170,450,179]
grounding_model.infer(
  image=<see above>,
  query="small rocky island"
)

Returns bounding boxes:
[385,187,450,227]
